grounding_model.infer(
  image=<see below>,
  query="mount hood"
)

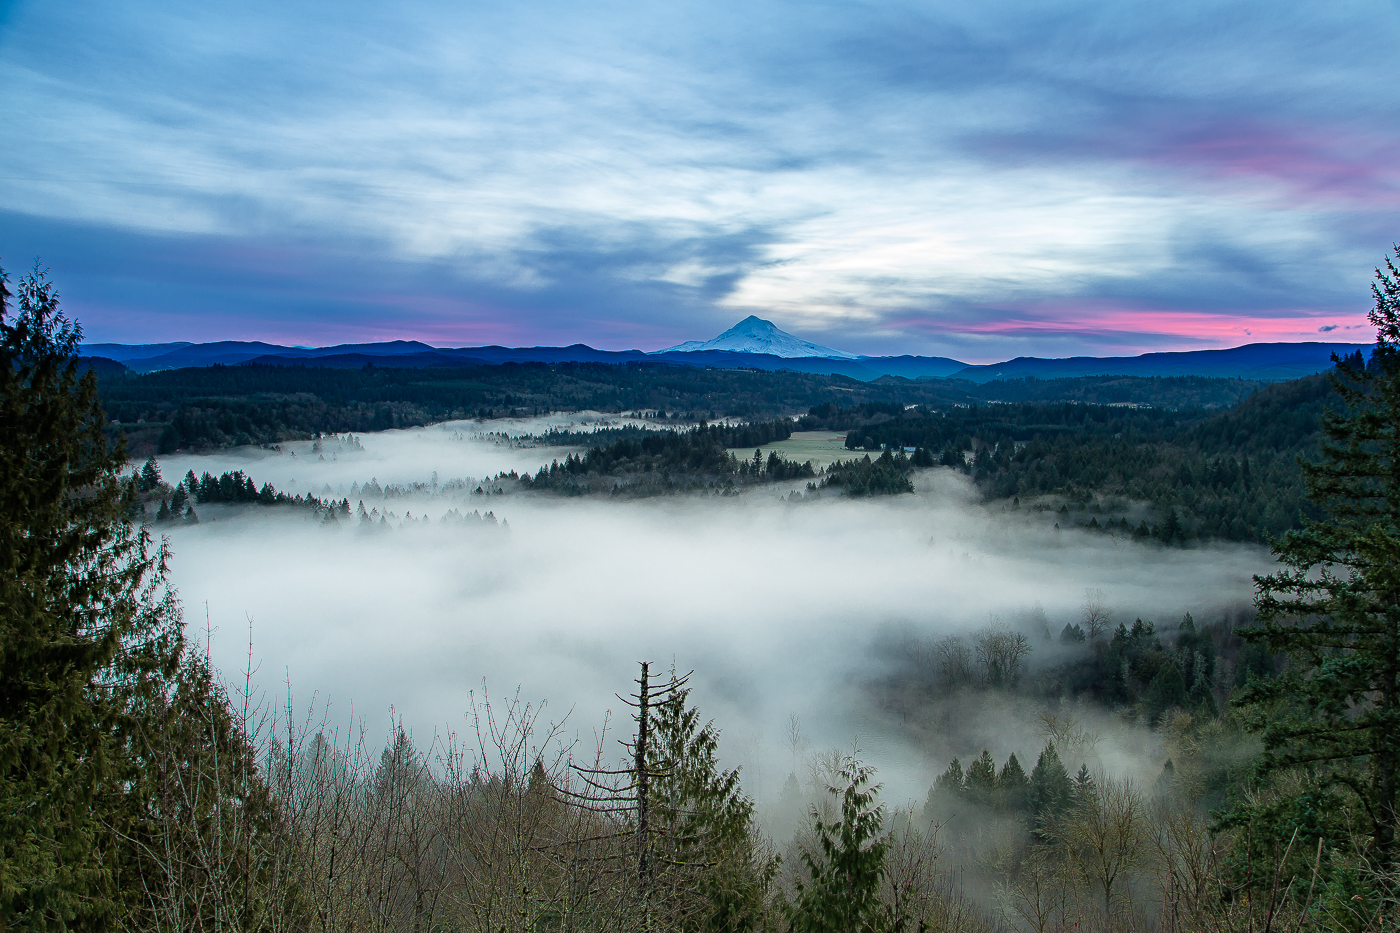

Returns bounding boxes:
[656,315,859,359]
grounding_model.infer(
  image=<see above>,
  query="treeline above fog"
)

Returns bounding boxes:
[519,420,818,495]
[509,369,1337,542]
[96,359,1266,456]
[802,369,1346,544]
[90,353,1347,543]
[517,420,921,497]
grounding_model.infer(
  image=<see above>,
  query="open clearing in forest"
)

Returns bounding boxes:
[726,431,853,470]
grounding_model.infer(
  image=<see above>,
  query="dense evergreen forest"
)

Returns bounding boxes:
[503,369,1338,542]
[515,419,926,498]
[814,371,1341,543]
[89,352,1349,542]
[88,354,1346,542]
[95,360,1266,456]
[519,420,821,495]
[95,361,934,453]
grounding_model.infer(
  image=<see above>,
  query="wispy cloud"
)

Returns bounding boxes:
[1,0,1396,355]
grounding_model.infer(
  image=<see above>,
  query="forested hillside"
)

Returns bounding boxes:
[503,369,1340,542]
[816,370,1342,543]
[95,362,953,453]
[96,361,1270,456]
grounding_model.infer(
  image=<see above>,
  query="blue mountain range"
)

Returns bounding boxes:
[82,317,1369,383]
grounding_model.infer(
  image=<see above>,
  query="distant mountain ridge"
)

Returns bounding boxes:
[948,343,1368,383]
[82,341,193,361]
[84,318,1370,384]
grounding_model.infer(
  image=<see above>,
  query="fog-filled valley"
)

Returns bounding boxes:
[11,264,1400,932]
[148,418,1269,810]
[14,0,1400,921]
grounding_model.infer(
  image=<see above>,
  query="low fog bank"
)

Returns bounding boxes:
[156,411,664,497]
[154,417,1273,812]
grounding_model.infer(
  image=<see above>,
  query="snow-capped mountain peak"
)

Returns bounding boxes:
[654,316,858,360]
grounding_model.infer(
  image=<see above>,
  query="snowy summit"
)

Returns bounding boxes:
[655,315,859,360]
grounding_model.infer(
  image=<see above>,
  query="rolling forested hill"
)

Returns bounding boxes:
[97,360,1267,455]
[92,355,1357,544]
[820,372,1340,542]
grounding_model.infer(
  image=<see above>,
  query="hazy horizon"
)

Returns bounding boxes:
[81,325,1374,365]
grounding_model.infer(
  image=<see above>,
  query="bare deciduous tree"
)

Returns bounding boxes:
[1055,776,1147,924]
[1037,712,1103,774]
[935,636,976,692]
[1000,846,1080,933]
[784,713,809,773]
[1083,588,1111,641]
[974,624,1032,689]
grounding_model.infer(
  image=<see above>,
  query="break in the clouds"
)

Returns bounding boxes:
[1,0,1396,358]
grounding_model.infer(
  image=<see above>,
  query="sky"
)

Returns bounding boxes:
[2,0,1398,361]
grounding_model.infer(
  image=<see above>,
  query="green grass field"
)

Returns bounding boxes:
[726,431,852,469]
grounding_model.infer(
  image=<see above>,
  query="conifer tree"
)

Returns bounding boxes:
[1239,246,1400,867]
[0,263,285,927]
[1072,764,1096,803]
[784,757,898,933]
[1059,622,1086,644]
[998,753,1031,812]
[650,678,772,931]
[1144,662,1187,722]
[139,457,162,492]
[1029,742,1073,827]
[934,757,963,797]
[0,263,183,925]
[963,749,998,807]
[922,757,965,823]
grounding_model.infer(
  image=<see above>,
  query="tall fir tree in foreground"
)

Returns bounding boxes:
[1237,246,1400,867]
[0,262,283,930]
[784,756,902,933]
[649,675,773,931]
[0,262,182,925]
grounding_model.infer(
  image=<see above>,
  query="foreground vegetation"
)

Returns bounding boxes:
[6,254,1400,931]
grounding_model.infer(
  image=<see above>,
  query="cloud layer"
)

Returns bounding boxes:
[2,0,1395,358]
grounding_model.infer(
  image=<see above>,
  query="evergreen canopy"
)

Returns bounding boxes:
[0,263,182,925]
[1238,246,1400,866]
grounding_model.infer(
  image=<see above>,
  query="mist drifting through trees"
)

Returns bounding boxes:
[13,249,1400,928]
[149,418,1269,805]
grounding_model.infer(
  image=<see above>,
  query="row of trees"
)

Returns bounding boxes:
[820,451,916,496]
[899,610,1221,727]
[519,423,822,495]
[127,456,342,524]
[924,745,1084,821]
